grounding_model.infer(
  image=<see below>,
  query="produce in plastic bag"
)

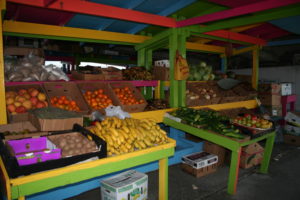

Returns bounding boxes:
[105,105,130,119]
[4,53,69,82]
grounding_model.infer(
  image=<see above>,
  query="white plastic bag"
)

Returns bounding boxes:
[105,105,130,119]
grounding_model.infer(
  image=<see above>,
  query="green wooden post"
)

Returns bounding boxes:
[252,47,259,90]
[260,133,275,173]
[177,28,187,107]
[227,147,241,195]
[145,49,153,100]
[137,48,146,97]
[169,29,178,107]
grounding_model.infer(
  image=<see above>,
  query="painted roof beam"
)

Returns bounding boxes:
[177,0,300,27]
[7,0,176,28]
[188,26,266,45]
[191,23,263,44]
[204,30,266,45]
[195,4,300,33]
[3,21,150,45]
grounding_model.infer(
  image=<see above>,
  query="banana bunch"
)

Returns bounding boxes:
[88,117,169,156]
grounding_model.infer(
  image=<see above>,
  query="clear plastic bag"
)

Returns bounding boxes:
[105,105,130,119]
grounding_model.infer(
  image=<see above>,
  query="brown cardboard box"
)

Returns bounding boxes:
[77,82,120,114]
[185,133,203,143]
[102,67,123,80]
[0,121,48,140]
[5,84,49,123]
[71,71,104,80]
[203,141,226,167]
[258,94,281,106]
[258,83,281,95]
[29,113,83,132]
[265,105,282,117]
[181,163,217,178]
[43,82,89,115]
[153,66,170,81]
[110,82,147,113]
[283,134,300,146]
[240,143,264,169]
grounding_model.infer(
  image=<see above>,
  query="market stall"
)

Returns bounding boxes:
[1,0,300,200]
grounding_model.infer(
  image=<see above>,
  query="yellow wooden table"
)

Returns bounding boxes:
[0,138,176,200]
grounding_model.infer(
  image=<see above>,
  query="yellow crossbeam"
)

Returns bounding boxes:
[3,21,150,44]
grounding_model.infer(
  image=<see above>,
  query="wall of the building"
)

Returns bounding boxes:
[233,66,300,111]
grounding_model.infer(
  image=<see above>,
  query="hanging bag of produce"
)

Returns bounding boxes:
[174,50,189,80]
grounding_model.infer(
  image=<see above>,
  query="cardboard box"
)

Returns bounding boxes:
[43,82,89,115]
[258,94,281,106]
[281,83,292,96]
[285,112,300,127]
[71,71,104,80]
[185,133,203,143]
[101,170,148,200]
[5,84,49,123]
[265,105,282,117]
[0,124,107,178]
[0,121,48,140]
[29,113,83,132]
[283,134,300,146]
[110,82,147,113]
[153,66,170,81]
[203,141,226,167]
[240,143,264,169]
[181,162,218,178]
[7,137,61,166]
[258,83,281,95]
[285,124,300,136]
[182,152,218,169]
[28,107,83,132]
[77,82,120,114]
[102,67,123,80]
[154,60,170,68]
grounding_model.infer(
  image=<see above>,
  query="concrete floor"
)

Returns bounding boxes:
[67,143,300,200]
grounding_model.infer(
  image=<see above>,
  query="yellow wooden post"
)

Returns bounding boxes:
[159,157,168,200]
[0,9,7,124]
[252,47,259,89]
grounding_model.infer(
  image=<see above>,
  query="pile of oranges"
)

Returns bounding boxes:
[83,89,113,110]
[113,87,144,105]
[50,96,80,112]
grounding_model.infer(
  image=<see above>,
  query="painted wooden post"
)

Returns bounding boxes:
[169,29,178,107]
[221,55,227,73]
[145,49,153,100]
[252,47,259,89]
[178,28,187,107]
[0,13,7,124]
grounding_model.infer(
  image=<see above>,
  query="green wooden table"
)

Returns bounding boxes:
[0,139,176,200]
[163,117,275,195]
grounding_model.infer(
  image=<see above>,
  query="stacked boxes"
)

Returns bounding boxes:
[284,112,300,146]
[258,83,282,117]
[240,143,264,169]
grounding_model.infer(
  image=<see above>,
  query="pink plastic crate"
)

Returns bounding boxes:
[7,137,46,154]
[16,149,61,166]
